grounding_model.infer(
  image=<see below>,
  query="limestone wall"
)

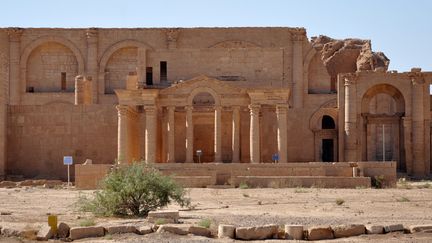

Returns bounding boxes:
[0,31,9,178]
[7,103,117,180]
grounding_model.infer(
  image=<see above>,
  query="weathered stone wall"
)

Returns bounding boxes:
[0,31,9,178]
[105,47,138,94]
[7,104,117,179]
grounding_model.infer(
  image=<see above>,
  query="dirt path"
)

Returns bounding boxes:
[1,184,432,242]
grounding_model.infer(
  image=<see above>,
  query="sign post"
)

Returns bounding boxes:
[63,156,73,187]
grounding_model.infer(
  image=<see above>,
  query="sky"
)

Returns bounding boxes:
[1,0,431,71]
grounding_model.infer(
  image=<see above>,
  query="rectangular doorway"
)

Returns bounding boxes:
[322,139,334,162]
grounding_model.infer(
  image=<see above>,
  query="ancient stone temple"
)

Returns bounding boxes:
[0,27,430,182]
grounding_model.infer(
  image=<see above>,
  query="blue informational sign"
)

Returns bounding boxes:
[272,153,279,161]
[63,156,73,165]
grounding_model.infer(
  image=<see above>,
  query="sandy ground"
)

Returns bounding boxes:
[1,181,432,242]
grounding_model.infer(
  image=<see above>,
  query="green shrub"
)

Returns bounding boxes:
[80,162,190,217]
[198,218,212,228]
[371,175,385,189]
[79,218,96,227]
[239,181,249,189]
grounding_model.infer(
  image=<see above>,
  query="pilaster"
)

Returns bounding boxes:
[86,28,98,103]
[232,106,241,163]
[185,106,194,163]
[276,104,288,163]
[7,28,23,105]
[249,104,261,163]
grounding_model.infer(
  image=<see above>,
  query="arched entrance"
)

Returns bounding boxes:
[321,115,336,162]
[310,108,338,162]
[361,84,406,171]
[192,92,216,162]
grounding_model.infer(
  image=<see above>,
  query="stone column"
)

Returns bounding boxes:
[276,104,288,163]
[232,106,241,163]
[249,104,261,163]
[7,28,23,105]
[292,31,304,108]
[411,74,425,176]
[185,106,194,163]
[86,28,98,103]
[214,106,222,162]
[403,117,413,174]
[116,105,129,165]
[343,74,358,161]
[0,31,9,179]
[167,106,175,163]
[137,47,147,88]
[145,106,157,163]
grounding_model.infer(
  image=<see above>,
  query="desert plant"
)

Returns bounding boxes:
[79,162,190,217]
[294,187,308,193]
[79,218,96,227]
[239,181,249,189]
[155,218,167,225]
[335,198,345,205]
[396,197,410,202]
[198,218,212,228]
[371,175,385,188]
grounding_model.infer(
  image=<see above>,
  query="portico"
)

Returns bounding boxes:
[115,75,290,164]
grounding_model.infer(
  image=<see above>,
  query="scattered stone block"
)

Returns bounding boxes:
[57,222,70,238]
[218,224,235,239]
[148,210,179,224]
[285,225,304,240]
[69,226,105,240]
[308,226,334,240]
[156,225,189,235]
[235,224,279,240]
[20,229,38,240]
[409,225,432,233]
[138,226,153,235]
[189,226,211,237]
[366,225,384,234]
[36,225,54,241]
[106,225,138,234]
[1,227,20,237]
[333,224,365,238]
[384,224,404,233]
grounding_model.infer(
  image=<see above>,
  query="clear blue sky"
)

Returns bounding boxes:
[1,0,431,71]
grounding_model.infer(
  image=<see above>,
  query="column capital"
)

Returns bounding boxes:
[116,105,138,118]
[343,73,359,86]
[276,104,289,114]
[232,105,241,111]
[86,28,98,41]
[6,28,24,42]
[408,72,425,85]
[249,104,260,115]
[185,105,193,111]
[291,28,306,42]
[166,106,176,111]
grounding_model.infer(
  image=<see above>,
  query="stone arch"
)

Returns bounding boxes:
[99,40,154,94]
[361,83,405,114]
[20,36,85,92]
[209,40,261,48]
[309,107,338,131]
[187,87,221,107]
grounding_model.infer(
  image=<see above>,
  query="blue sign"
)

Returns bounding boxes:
[272,153,279,161]
[63,156,73,165]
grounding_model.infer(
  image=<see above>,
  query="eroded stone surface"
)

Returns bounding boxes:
[285,225,304,240]
[189,226,211,237]
[308,226,334,240]
[69,226,105,240]
[156,225,189,235]
[235,224,279,240]
[366,225,384,234]
[218,224,236,239]
[332,224,365,238]
[105,225,138,234]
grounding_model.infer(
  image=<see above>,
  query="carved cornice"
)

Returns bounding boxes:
[86,28,98,42]
[408,72,425,85]
[342,73,359,86]
[291,28,306,42]
[6,28,24,42]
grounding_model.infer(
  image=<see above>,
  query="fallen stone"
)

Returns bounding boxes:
[0,181,16,188]
[189,226,211,237]
[156,225,189,235]
[1,227,20,237]
[333,224,365,238]
[285,225,304,240]
[409,225,432,233]
[69,226,105,240]
[235,224,279,240]
[366,225,384,234]
[308,226,334,240]
[36,225,54,241]
[218,224,235,239]
[106,225,138,234]
[57,222,70,238]
[20,229,38,240]
[138,226,153,235]
[384,224,404,233]
[148,210,179,224]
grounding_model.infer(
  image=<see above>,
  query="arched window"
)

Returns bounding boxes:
[322,115,335,129]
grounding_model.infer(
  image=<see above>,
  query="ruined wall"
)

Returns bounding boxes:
[7,104,117,179]
[105,47,138,94]
[0,31,9,178]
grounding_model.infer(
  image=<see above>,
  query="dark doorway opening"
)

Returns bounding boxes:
[322,115,335,129]
[146,67,153,85]
[322,139,334,162]
[160,61,167,82]
[61,72,67,91]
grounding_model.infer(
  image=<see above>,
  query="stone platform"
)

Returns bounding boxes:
[75,161,396,189]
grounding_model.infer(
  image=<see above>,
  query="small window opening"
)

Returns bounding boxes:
[322,115,336,129]
[160,61,167,82]
[146,67,153,85]
[61,72,67,91]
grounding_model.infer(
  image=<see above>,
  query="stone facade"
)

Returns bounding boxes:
[0,27,430,180]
